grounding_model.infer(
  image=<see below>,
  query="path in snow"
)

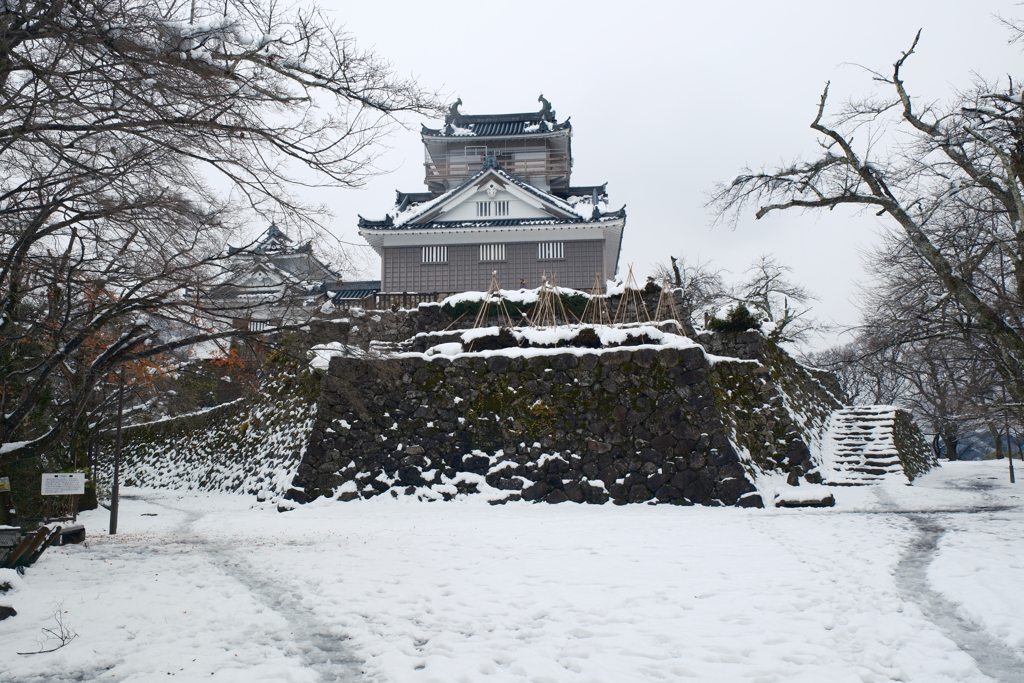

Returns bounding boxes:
[2,460,1023,682]
[897,514,1024,683]
[163,501,364,682]
[889,473,1024,683]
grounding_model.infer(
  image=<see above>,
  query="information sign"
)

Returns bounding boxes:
[0,477,9,493]
[41,473,85,496]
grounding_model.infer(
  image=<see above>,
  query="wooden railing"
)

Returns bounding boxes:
[424,150,569,183]
[331,292,455,311]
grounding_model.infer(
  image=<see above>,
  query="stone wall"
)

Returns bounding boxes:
[292,328,854,507]
[96,370,318,503]
[890,410,936,480]
[294,342,766,507]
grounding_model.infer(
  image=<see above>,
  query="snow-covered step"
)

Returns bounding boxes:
[818,406,912,486]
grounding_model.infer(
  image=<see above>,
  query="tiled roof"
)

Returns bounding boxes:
[405,218,563,229]
[366,212,625,232]
[329,279,380,300]
[564,185,608,200]
[332,289,379,300]
[422,113,570,138]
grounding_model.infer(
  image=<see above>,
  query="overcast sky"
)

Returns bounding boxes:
[312,0,1022,347]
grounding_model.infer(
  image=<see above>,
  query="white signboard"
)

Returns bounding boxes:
[0,476,9,493]
[41,473,85,496]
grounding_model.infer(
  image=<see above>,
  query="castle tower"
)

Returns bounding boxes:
[358,97,625,295]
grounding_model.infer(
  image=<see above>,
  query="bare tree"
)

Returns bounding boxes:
[653,255,727,329]
[0,0,441,466]
[809,220,1006,459]
[708,28,1024,403]
[803,341,907,406]
[732,255,820,344]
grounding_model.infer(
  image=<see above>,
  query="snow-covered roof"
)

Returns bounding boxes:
[358,158,625,231]
[211,224,340,300]
[421,97,570,139]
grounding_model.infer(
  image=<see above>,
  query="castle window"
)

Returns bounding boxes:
[477,201,509,217]
[538,241,564,260]
[479,244,506,262]
[422,246,448,263]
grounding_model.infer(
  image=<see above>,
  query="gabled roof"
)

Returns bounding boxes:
[359,157,624,232]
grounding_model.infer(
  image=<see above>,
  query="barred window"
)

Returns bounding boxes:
[422,245,448,263]
[479,244,506,262]
[538,241,565,260]
[477,201,509,217]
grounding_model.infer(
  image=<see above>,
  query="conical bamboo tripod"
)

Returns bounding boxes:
[529,273,574,327]
[581,272,612,325]
[654,276,682,323]
[473,270,516,329]
[613,264,651,325]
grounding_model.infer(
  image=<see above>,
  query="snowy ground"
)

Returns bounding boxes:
[2,461,1023,683]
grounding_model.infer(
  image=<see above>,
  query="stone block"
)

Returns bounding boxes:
[623,471,644,488]
[639,448,662,464]
[645,472,669,492]
[683,476,714,503]
[545,489,570,504]
[717,476,756,505]
[522,481,553,501]
[633,348,657,368]
[670,470,696,491]
[397,467,425,486]
[738,493,764,508]
[655,484,681,502]
[627,484,654,503]
[487,356,511,374]
[563,481,585,503]
[679,347,705,370]
[551,355,578,371]
[675,368,707,386]
[600,349,632,366]
[656,347,680,368]
[651,434,675,452]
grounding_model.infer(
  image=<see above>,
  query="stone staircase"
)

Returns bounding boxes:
[819,406,909,485]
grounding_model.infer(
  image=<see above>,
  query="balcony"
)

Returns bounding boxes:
[424,149,570,185]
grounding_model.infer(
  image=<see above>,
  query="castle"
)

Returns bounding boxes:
[358,97,626,295]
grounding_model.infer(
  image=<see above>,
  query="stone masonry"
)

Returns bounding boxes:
[290,330,850,507]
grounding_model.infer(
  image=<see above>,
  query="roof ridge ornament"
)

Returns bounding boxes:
[538,94,554,121]
[445,98,463,126]
[483,153,499,169]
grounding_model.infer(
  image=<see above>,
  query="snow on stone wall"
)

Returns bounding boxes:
[698,331,841,486]
[819,406,935,485]
[293,330,836,508]
[95,374,318,502]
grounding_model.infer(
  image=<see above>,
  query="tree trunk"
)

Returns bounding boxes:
[986,421,1004,459]
[940,426,959,461]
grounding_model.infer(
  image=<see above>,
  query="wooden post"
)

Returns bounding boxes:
[1011,428,1018,485]
[109,372,124,535]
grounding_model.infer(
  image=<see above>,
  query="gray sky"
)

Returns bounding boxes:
[314,0,1021,347]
